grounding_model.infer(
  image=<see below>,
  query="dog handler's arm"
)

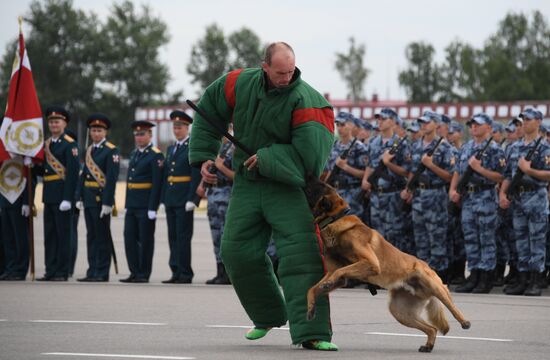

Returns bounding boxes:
[257,106,334,187]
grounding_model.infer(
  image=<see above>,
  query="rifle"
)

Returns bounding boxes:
[405,136,445,192]
[367,136,408,187]
[192,142,233,206]
[505,136,543,200]
[448,136,493,214]
[325,138,358,187]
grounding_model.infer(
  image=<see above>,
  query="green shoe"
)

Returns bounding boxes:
[245,327,272,340]
[302,340,339,351]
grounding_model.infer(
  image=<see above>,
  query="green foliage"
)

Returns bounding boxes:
[0,0,171,155]
[399,10,550,103]
[334,37,370,103]
[398,42,440,103]
[186,24,263,94]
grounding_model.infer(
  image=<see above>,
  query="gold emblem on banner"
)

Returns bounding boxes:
[0,161,24,192]
[9,122,43,153]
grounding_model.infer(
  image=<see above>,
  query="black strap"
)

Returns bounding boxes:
[317,207,352,230]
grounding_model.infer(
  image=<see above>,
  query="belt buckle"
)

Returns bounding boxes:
[419,183,427,190]
[377,186,383,194]
[519,186,525,193]
[467,185,476,193]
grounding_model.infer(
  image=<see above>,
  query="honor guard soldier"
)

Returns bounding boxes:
[451,113,506,293]
[121,120,164,283]
[0,163,34,281]
[500,108,550,296]
[161,110,201,284]
[75,114,120,282]
[325,112,368,216]
[38,106,80,281]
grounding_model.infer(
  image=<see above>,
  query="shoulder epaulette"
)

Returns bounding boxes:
[105,141,116,149]
[63,134,75,143]
[152,146,161,154]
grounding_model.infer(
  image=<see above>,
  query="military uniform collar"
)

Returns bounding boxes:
[138,143,153,152]
[175,136,189,147]
[93,139,106,148]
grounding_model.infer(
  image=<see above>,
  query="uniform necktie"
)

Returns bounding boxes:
[173,143,180,155]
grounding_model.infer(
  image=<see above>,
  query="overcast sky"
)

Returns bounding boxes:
[1,0,549,102]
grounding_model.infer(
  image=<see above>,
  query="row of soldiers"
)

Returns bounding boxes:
[0,106,234,284]
[324,107,550,296]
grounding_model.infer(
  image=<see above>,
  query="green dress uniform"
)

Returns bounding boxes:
[189,67,335,345]
[122,121,164,282]
[161,110,201,283]
[76,114,120,281]
[40,107,80,280]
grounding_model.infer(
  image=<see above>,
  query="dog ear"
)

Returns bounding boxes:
[319,196,332,212]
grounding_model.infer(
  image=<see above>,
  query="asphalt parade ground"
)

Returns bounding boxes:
[1,210,550,360]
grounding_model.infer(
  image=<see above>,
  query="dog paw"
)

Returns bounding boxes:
[320,281,333,291]
[461,321,471,330]
[418,345,433,353]
[306,306,316,321]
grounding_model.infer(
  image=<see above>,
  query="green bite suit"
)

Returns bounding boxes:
[189,67,335,344]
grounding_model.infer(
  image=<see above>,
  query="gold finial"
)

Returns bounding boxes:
[18,16,23,33]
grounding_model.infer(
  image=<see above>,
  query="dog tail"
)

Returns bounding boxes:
[426,297,449,335]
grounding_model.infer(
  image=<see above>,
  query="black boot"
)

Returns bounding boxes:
[504,271,529,295]
[541,267,549,289]
[449,260,466,285]
[206,263,222,285]
[214,263,231,285]
[455,269,480,293]
[504,264,518,285]
[493,263,506,287]
[524,271,543,296]
[472,270,494,294]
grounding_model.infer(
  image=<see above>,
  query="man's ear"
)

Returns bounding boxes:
[320,196,332,212]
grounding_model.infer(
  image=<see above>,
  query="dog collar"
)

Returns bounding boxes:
[317,207,352,230]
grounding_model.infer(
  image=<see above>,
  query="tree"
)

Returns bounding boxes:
[438,40,484,102]
[334,38,369,103]
[99,0,171,153]
[228,27,263,70]
[398,42,440,103]
[186,24,228,93]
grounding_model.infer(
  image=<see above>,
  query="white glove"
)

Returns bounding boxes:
[59,200,72,211]
[100,205,112,218]
[147,210,157,220]
[185,201,196,212]
[23,156,32,166]
[21,205,30,217]
[75,201,84,210]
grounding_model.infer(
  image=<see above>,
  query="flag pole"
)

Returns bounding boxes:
[17,16,35,280]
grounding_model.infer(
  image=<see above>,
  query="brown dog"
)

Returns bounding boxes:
[303,176,471,352]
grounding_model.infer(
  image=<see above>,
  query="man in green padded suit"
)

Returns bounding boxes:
[189,42,337,351]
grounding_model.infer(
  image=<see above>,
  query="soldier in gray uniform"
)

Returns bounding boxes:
[447,121,466,285]
[499,108,550,296]
[205,139,234,285]
[401,111,454,280]
[325,112,368,216]
[451,113,506,293]
[362,108,411,252]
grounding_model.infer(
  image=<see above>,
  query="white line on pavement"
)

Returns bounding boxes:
[365,332,513,342]
[42,353,194,359]
[206,325,290,331]
[30,320,166,326]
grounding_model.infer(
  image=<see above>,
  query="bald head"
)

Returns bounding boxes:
[262,42,296,88]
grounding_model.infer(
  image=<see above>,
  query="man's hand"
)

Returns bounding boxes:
[382,150,395,165]
[468,156,482,172]
[243,154,258,171]
[21,205,30,217]
[421,154,434,168]
[185,201,196,212]
[23,156,32,167]
[201,160,218,184]
[147,210,157,220]
[214,155,225,170]
[518,157,532,174]
[449,189,461,204]
[499,194,511,209]
[335,157,348,170]
[400,189,412,202]
[59,200,71,212]
[361,177,372,191]
[75,201,84,210]
[100,205,112,218]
